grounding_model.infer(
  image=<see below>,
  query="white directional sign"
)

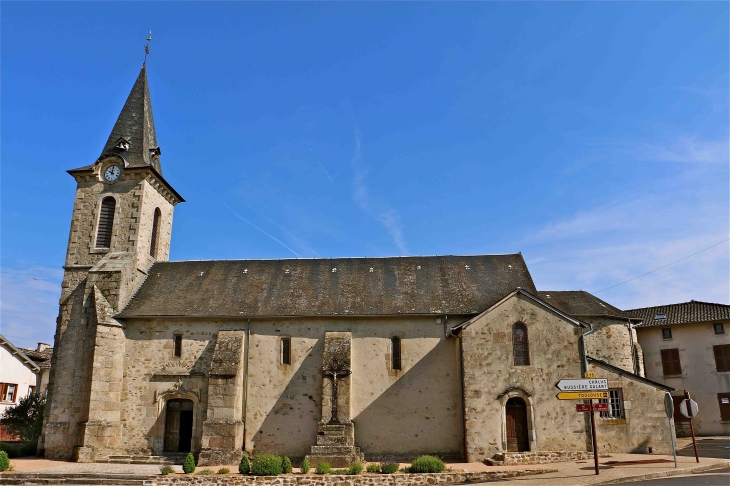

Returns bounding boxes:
[555,378,608,392]
[680,399,699,419]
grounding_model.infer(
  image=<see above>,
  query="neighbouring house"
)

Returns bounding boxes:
[18,344,53,395]
[0,335,45,441]
[630,300,730,437]
[39,64,675,465]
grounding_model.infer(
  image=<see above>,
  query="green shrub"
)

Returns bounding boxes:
[366,462,380,473]
[0,451,10,472]
[239,455,250,474]
[197,469,214,475]
[409,455,445,473]
[182,452,196,474]
[20,441,37,457]
[332,469,348,474]
[251,453,283,476]
[0,393,45,442]
[0,443,19,458]
[315,462,331,474]
[347,462,363,475]
[380,462,399,474]
[282,456,292,474]
[300,458,310,474]
[160,466,175,475]
[217,467,230,474]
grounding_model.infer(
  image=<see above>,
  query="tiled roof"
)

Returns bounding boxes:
[536,291,631,319]
[19,347,53,369]
[117,254,536,318]
[629,300,730,327]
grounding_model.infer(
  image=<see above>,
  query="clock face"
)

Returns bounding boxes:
[104,165,121,182]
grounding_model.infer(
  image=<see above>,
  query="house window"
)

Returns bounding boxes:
[0,383,17,403]
[281,337,291,365]
[513,323,530,366]
[714,323,725,335]
[28,386,36,396]
[655,313,666,320]
[95,196,116,248]
[173,334,182,358]
[662,328,672,340]
[599,389,625,419]
[660,349,682,376]
[713,345,730,372]
[718,393,730,422]
[150,208,161,257]
[391,337,402,371]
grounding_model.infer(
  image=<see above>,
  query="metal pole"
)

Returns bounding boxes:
[684,390,699,463]
[669,415,678,468]
[589,399,599,475]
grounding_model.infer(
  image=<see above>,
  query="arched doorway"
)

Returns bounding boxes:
[505,397,529,452]
[164,399,194,453]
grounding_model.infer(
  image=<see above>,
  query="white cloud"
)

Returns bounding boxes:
[635,137,728,164]
[0,266,62,349]
[350,129,409,254]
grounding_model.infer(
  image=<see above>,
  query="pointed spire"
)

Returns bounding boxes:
[100,65,162,173]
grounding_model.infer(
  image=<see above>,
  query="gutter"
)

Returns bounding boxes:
[579,323,595,375]
[242,319,251,452]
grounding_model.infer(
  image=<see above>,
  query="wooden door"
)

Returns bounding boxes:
[164,399,194,452]
[178,411,193,452]
[506,397,529,452]
[163,408,180,452]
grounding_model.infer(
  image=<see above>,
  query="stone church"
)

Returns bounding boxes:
[40,66,675,466]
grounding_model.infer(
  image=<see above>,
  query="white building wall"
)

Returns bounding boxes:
[0,344,39,417]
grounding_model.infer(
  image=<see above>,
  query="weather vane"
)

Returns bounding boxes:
[143,30,152,66]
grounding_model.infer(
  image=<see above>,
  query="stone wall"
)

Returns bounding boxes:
[491,450,601,465]
[155,469,557,486]
[461,293,589,461]
[583,317,637,374]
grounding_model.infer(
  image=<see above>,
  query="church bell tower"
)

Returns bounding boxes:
[40,66,184,461]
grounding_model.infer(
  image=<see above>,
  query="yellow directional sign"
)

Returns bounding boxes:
[557,391,609,400]
[584,372,596,378]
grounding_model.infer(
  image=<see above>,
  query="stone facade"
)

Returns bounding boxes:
[584,316,641,375]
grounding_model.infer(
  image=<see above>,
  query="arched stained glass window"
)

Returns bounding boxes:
[513,323,530,366]
[95,197,116,248]
[150,208,161,257]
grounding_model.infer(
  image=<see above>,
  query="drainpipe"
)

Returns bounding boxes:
[457,330,468,462]
[242,319,251,452]
[626,320,638,375]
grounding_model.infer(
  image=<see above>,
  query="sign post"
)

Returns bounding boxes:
[681,390,700,463]
[664,393,678,468]
[557,375,608,476]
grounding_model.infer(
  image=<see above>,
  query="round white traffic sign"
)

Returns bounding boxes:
[680,398,699,419]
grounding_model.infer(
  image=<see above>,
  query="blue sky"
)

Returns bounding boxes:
[2,2,728,348]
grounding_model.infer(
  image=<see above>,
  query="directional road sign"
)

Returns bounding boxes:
[576,403,608,413]
[680,399,699,419]
[557,391,609,400]
[555,378,608,392]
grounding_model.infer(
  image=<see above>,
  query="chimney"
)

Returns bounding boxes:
[37,343,51,352]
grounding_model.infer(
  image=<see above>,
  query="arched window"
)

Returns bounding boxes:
[391,337,402,370]
[513,323,530,366]
[150,208,161,257]
[95,197,116,248]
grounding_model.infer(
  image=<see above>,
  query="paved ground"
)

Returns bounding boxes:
[677,438,730,460]
[615,467,730,485]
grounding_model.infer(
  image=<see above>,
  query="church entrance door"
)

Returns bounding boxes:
[164,399,194,453]
[506,397,529,452]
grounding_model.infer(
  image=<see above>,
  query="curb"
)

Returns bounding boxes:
[594,461,730,485]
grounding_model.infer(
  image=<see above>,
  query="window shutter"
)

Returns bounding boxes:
[150,208,161,257]
[95,197,116,248]
[660,349,681,376]
[718,393,730,421]
[513,323,530,366]
[714,345,730,372]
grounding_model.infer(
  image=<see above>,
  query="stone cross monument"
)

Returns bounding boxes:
[305,332,364,467]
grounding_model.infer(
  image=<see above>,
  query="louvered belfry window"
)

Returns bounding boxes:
[95,197,116,248]
[513,323,530,366]
[150,208,161,257]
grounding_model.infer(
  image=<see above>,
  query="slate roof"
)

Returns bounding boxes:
[0,334,41,373]
[117,254,536,318]
[69,65,162,173]
[587,356,674,391]
[537,291,632,319]
[18,347,53,370]
[629,300,730,327]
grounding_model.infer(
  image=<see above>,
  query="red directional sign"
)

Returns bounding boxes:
[576,403,608,413]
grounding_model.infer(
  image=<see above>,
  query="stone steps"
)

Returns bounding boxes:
[105,454,186,465]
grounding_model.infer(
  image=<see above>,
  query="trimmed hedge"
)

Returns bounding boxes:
[239,455,250,474]
[315,462,331,474]
[348,462,363,475]
[251,453,283,476]
[380,462,399,474]
[366,463,380,473]
[0,451,9,472]
[300,458,310,474]
[282,456,293,474]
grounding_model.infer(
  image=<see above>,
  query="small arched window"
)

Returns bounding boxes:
[150,208,161,257]
[95,197,116,248]
[513,323,530,366]
[391,337,402,371]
